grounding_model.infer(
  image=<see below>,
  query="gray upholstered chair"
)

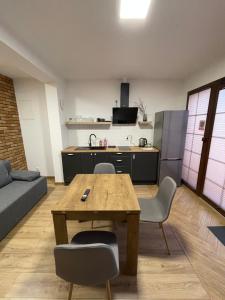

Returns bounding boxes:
[94,163,116,174]
[138,176,177,255]
[54,230,119,300]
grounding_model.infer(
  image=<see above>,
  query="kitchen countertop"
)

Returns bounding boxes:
[62,146,159,153]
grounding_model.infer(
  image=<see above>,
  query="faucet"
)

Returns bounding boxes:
[88,134,96,147]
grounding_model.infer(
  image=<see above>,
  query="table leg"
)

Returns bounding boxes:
[124,213,139,275]
[52,213,68,245]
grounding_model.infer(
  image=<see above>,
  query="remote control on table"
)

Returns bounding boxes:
[81,189,90,201]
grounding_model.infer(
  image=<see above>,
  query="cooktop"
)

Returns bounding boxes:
[118,146,130,151]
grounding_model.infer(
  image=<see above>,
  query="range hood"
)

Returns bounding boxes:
[120,82,129,107]
[112,82,138,124]
[112,107,138,124]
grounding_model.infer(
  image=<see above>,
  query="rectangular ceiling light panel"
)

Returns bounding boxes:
[120,0,151,19]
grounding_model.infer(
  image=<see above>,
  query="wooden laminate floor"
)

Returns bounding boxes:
[0,183,224,299]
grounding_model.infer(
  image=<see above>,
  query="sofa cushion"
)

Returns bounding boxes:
[0,177,47,240]
[0,178,46,213]
[0,161,12,188]
[10,170,40,182]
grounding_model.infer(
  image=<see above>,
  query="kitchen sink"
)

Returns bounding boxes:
[76,146,106,150]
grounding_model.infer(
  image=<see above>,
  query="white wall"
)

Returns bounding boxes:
[45,83,64,182]
[14,78,186,181]
[56,80,69,148]
[64,79,185,146]
[184,56,225,92]
[14,78,54,176]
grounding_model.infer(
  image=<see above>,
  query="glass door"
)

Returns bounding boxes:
[182,88,211,190]
[203,88,225,210]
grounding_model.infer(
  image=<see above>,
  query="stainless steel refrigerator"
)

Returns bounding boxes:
[153,110,188,186]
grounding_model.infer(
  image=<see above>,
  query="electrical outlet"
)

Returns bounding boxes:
[126,135,134,146]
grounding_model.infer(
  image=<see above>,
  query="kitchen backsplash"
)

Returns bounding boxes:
[67,125,153,146]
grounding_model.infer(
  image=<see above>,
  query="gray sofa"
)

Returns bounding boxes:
[0,160,47,240]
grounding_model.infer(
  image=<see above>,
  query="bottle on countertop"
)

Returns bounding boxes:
[99,140,102,147]
[103,138,108,147]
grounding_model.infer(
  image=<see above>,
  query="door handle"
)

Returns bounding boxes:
[116,159,123,162]
[116,152,123,155]
[133,154,135,159]
[116,170,123,173]
[164,158,180,161]
[67,153,75,156]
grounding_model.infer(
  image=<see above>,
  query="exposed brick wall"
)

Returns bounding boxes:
[0,74,27,170]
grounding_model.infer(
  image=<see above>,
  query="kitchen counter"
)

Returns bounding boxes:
[62,146,159,185]
[62,146,159,153]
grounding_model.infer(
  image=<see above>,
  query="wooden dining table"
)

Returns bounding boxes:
[51,174,140,276]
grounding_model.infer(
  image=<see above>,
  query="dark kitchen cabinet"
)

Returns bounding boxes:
[62,153,82,185]
[62,151,159,185]
[94,153,110,165]
[81,152,110,174]
[110,153,132,176]
[80,153,94,174]
[132,152,158,183]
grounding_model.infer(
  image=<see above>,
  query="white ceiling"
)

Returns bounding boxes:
[0,42,29,78]
[0,0,225,80]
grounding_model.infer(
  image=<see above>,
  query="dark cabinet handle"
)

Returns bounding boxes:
[116,159,122,162]
[133,154,135,159]
[116,170,123,173]
[67,153,75,156]
[116,152,123,155]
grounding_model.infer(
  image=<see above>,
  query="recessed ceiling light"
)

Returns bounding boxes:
[120,0,151,19]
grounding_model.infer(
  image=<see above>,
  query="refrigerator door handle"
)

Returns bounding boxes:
[161,158,181,161]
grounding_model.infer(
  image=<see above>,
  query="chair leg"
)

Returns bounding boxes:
[106,280,112,300]
[159,222,170,255]
[68,283,73,300]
